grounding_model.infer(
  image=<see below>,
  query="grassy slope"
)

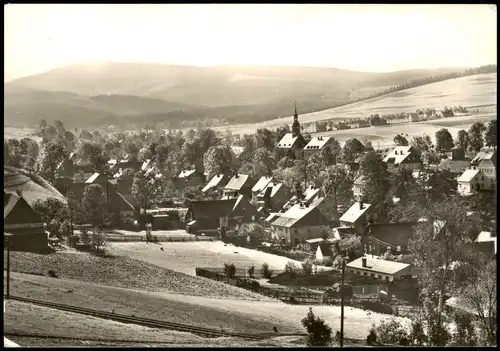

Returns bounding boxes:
[6,272,406,340]
[4,251,269,300]
[5,300,302,347]
[219,73,497,134]
[107,241,306,276]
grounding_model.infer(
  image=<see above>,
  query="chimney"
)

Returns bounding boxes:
[359,200,364,209]
[362,257,367,268]
[16,190,22,197]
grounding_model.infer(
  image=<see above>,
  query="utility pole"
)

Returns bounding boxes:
[340,250,348,347]
[5,234,12,298]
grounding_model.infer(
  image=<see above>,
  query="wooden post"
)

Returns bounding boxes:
[6,235,12,298]
[340,253,346,347]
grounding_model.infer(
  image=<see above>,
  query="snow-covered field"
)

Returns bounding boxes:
[108,241,332,276]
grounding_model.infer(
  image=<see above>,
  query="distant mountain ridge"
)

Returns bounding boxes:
[4,62,484,128]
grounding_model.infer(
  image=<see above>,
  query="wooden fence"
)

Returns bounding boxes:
[105,234,214,242]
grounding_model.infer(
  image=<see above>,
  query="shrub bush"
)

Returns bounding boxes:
[301,307,333,346]
[235,278,260,292]
[224,263,236,279]
[47,270,58,278]
[373,318,409,345]
[261,263,273,279]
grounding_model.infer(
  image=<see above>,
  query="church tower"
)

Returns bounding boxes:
[292,101,301,137]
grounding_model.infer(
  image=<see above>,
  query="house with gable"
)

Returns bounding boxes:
[383,146,423,171]
[176,169,205,189]
[185,195,259,234]
[251,176,274,202]
[364,222,418,256]
[255,182,291,212]
[4,191,49,252]
[222,172,256,199]
[202,173,230,197]
[470,149,496,190]
[303,136,338,159]
[270,202,329,246]
[339,201,373,236]
[109,192,137,225]
[346,256,418,282]
[353,175,369,201]
[457,169,488,195]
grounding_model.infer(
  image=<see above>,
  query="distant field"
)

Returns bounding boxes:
[107,241,310,276]
[217,73,497,134]
[313,112,497,150]
[6,272,406,340]
[4,126,40,142]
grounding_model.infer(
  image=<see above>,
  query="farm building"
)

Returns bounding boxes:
[281,185,322,211]
[309,196,341,226]
[346,256,418,282]
[222,172,256,199]
[109,192,136,224]
[383,146,423,171]
[339,201,373,236]
[185,196,258,234]
[270,202,329,245]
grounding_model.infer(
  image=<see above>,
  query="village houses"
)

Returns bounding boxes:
[222,172,256,199]
[383,146,423,171]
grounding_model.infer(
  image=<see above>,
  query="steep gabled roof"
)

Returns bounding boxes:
[304,136,332,150]
[339,202,371,224]
[457,169,481,183]
[252,176,274,193]
[277,133,305,149]
[224,174,253,191]
[85,172,100,184]
[271,203,328,228]
[202,174,229,193]
[471,150,496,167]
[383,146,419,165]
[178,169,197,179]
[111,192,136,212]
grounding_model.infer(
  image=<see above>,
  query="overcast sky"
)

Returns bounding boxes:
[4,4,497,82]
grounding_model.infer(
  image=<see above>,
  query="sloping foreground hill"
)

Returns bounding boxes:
[5,251,270,300]
[6,272,408,340]
[220,73,497,135]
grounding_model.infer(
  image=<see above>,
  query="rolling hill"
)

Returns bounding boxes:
[4,62,470,127]
[219,73,498,135]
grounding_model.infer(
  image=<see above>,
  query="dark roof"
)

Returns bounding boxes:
[368,222,418,247]
[4,192,42,224]
[189,196,258,219]
[110,192,135,212]
[318,243,334,257]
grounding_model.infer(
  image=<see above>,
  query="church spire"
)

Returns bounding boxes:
[292,101,301,137]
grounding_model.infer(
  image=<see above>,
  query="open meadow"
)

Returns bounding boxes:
[107,241,314,276]
[215,73,497,135]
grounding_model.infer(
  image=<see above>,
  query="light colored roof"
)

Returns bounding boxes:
[252,176,273,193]
[354,175,368,185]
[108,159,118,165]
[231,146,245,158]
[178,169,196,179]
[141,159,152,171]
[277,133,299,148]
[85,172,100,184]
[306,238,325,244]
[476,231,494,242]
[304,186,321,201]
[224,174,251,191]
[347,256,410,275]
[271,203,327,228]
[339,202,371,223]
[202,174,227,193]
[265,212,281,223]
[4,193,21,219]
[471,150,496,164]
[304,136,331,150]
[457,169,481,183]
[383,146,415,165]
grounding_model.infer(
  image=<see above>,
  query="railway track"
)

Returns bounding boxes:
[8,296,266,340]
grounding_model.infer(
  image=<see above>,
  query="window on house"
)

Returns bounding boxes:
[378,275,382,279]
[371,273,375,277]
[364,272,367,276]
[385,276,390,281]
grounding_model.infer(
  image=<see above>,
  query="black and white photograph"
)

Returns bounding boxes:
[3,4,497,347]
